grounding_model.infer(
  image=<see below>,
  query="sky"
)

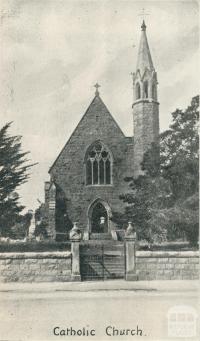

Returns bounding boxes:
[0,0,199,211]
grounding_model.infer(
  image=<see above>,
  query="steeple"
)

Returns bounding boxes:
[133,21,158,102]
[136,20,154,77]
[132,21,159,178]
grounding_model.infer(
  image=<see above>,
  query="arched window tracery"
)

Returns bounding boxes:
[136,82,141,99]
[86,142,112,185]
[152,83,156,100]
[144,80,148,98]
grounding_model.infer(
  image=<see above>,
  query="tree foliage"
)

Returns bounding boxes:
[159,96,199,245]
[113,96,199,246]
[10,211,32,239]
[0,122,35,236]
[34,204,48,239]
[160,95,199,201]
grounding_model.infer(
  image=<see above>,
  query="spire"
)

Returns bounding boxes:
[141,20,146,31]
[136,21,154,76]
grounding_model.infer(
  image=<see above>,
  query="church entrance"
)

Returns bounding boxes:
[88,199,111,239]
[91,202,108,233]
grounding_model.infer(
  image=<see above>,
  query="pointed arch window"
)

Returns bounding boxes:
[152,83,156,100]
[136,82,141,99]
[144,81,148,98]
[86,142,112,185]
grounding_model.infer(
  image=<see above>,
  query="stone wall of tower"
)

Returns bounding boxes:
[132,21,160,178]
[133,100,159,177]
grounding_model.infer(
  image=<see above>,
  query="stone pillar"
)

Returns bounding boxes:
[125,222,138,281]
[47,182,56,240]
[70,222,82,281]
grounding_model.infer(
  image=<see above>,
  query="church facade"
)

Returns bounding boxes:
[44,21,159,240]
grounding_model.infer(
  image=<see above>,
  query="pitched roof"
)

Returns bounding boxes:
[49,94,126,173]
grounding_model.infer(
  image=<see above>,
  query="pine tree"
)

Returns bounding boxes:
[0,122,35,236]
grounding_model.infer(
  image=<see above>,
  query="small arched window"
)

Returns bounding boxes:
[136,82,141,100]
[144,81,148,98]
[152,83,156,100]
[86,142,112,185]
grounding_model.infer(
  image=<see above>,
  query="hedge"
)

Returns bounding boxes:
[0,241,71,253]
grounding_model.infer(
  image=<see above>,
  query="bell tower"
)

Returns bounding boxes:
[132,20,159,177]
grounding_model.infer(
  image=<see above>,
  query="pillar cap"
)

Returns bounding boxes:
[125,222,137,240]
[69,222,82,241]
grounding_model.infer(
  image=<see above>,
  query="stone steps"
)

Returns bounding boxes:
[90,233,112,240]
[80,240,124,247]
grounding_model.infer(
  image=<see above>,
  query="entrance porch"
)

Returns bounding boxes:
[85,199,116,240]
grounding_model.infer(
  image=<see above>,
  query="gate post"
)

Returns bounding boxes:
[70,223,82,281]
[124,222,138,281]
[47,182,56,240]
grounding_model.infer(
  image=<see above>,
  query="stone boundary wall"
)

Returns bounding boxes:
[0,250,199,282]
[136,251,199,280]
[0,252,72,282]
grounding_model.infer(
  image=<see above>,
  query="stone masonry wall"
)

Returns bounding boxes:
[136,251,199,280]
[0,252,72,282]
[0,250,199,282]
[133,100,159,177]
[49,95,134,233]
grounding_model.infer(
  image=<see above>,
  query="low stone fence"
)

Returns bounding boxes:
[136,251,199,280]
[0,248,199,283]
[0,251,72,282]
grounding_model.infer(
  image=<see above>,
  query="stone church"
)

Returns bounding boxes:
[44,21,159,240]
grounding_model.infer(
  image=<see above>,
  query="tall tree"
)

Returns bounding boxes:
[113,96,199,246]
[158,95,199,245]
[0,122,35,236]
[160,95,199,201]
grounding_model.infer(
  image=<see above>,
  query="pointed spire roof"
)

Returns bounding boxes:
[136,20,154,76]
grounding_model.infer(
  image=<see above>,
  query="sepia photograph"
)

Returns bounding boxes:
[0,0,199,340]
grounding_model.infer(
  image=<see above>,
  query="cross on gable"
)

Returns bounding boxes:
[94,83,101,96]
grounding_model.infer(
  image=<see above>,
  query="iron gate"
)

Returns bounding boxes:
[80,242,125,281]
